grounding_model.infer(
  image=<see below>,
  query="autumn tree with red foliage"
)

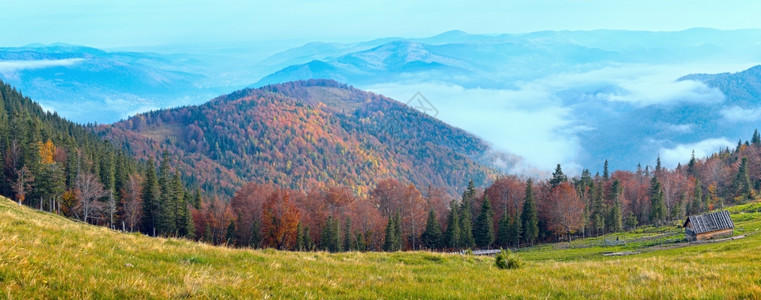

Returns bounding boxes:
[262,189,302,249]
[547,182,584,243]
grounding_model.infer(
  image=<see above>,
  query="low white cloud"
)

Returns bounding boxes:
[720,106,761,122]
[529,64,729,106]
[364,82,580,174]
[0,58,86,76]
[660,138,734,168]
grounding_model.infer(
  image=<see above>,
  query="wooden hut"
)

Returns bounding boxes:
[683,210,734,242]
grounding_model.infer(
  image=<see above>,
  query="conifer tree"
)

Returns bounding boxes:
[458,201,475,248]
[392,212,402,250]
[649,176,665,225]
[753,129,761,146]
[226,220,236,245]
[156,151,176,236]
[474,196,495,248]
[443,201,460,249]
[344,218,353,251]
[603,160,610,180]
[734,157,753,201]
[508,217,522,248]
[521,179,538,245]
[250,219,261,248]
[550,164,567,189]
[591,182,606,235]
[608,179,623,232]
[296,222,305,251]
[691,178,703,214]
[496,213,511,248]
[421,209,442,249]
[141,158,159,235]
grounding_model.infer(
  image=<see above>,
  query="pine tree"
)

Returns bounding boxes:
[296,222,305,251]
[344,218,353,251]
[550,164,567,189]
[691,178,703,214]
[734,157,753,201]
[603,160,610,180]
[226,220,236,245]
[249,219,261,248]
[649,176,665,225]
[192,187,202,209]
[687,150,696,176]
[608,179,623,232]
[156,151,175,236]
[458,201,475,248]
[591,182,606,235]
[141,158,159,235]
[753,129,761,146]
[303,226,313,251]
[508,217,522,248]
[173,172,191,237]
[520,179,538,245]
[443,201,460,249]
[321,216,336,251]
[474,196,495,248]
[421,209,442,249]
[496,213,511,248]
[383,215,397,251]
[392,212,402,250]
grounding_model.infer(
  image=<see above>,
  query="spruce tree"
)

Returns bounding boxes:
[296,222,305,251]
[458,201,475,248]
[226,220,236,245]
[603,160,610,180]
[392,212,402,250]
[691,178,703,214]
[321,216,336,251]
[591,182,606,235]
[521,179,539,245]
[508,217,522,248]
[734,157,753,201]
[608,179,623,232]
[649,176,665,225]
[249,219,261,248]
[421,209,442,249]
[344,218,353,251]
[141,158,159,235]
[550,164,567,189]
[496,213,511,248]
[156,151,175,236]
[443,201,460,249]
[474,196,495,248]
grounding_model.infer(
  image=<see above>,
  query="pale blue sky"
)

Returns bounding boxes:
[2,0,760,49]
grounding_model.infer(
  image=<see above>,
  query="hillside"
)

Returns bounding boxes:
[96,80,501,196]
[3,195,761,298]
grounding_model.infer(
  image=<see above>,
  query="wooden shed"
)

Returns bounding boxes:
[683,210,734,242]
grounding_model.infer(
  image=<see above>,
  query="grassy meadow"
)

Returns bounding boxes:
[2,196,761,299]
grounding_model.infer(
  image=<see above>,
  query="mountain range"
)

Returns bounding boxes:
[4,29,761,175]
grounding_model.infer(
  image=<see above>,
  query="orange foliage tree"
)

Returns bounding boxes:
[547,182,585,242]
[262,189,301,249]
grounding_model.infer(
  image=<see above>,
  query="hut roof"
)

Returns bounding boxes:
[683,210,734,234]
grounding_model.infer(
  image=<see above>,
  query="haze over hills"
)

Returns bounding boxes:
[254,28,761,173]
[4,29,761,175]
[95,80,504,196]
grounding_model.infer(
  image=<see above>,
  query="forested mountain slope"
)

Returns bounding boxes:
[97,80,500,196]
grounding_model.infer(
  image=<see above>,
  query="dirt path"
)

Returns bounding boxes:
[603,234,748,256]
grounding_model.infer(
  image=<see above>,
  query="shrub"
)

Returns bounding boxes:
[495,249,521,270]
